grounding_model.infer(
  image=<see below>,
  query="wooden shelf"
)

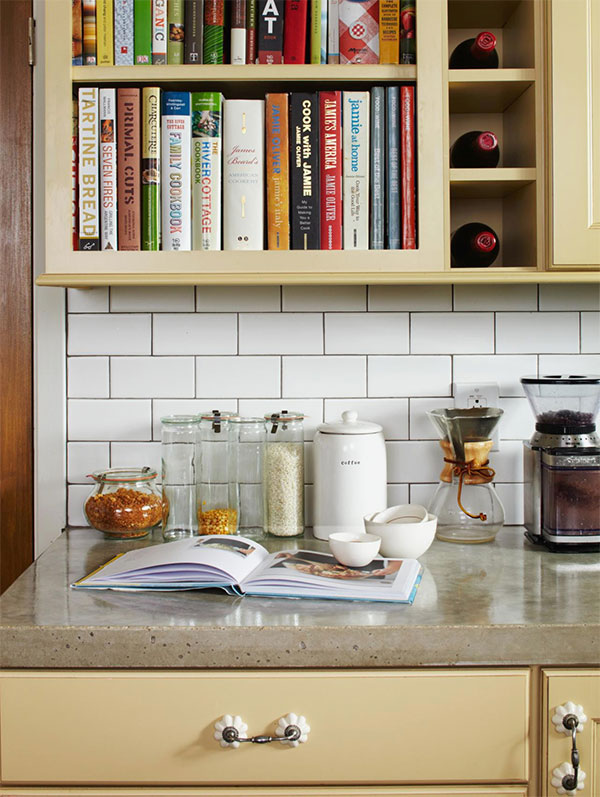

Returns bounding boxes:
[449,69,535,112]
[450,167,536,198]
[448,0,522,29]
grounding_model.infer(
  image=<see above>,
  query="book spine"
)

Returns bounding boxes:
[114,0,134,64]
[72,100,79,250]
[386,85,400,249]
[339,0,379,64]
[82,0,97,64]
[400,0,416,64]
[184,0,204,62]
[99,88,118,250]
[161,91,192,251]
[134,0,152,63]
[309,0,320,64]
[289,92,319,249]
[231,0,247,64]
[167,0,184,63]
[369,85,384,249]
[320,0,327,63]
[400,84,416,248]
[319,90,342,250]
[192,92,222,250]
[203,0,224,63]
[266,93,290,250]
[223,99,265,250]
[72,0,83,65]
[246,0,257,62]
[327,0,339,63]
[152,0,167,63]
[78,87,99,250]
[117,88,141,250]
[379,0,399,64]
[142,86,161,250]
[258,0,284,64]
[283,0,307,64]
[96,0,114,64]
[342,91,369,250]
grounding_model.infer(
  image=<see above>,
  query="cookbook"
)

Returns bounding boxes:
[72,535,422,603]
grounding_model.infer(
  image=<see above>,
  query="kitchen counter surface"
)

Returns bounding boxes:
[1,527,598,669]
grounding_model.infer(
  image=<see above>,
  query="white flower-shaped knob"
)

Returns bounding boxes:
[214,715,248,748]
[275,713,310,747]
[551,762,586,794]
[552,702,587,734]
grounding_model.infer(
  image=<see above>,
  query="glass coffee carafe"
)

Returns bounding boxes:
[428,408,505,543]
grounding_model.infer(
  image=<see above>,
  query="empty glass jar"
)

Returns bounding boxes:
[197,411,238,535]
[263,411,305,537]
[229,417,266,535]
[161,415,199,541]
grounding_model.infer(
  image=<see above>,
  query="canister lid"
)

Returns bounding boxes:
[316,411,383,435]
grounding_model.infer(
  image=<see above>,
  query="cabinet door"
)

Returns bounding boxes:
[542,669,600,796]
[550,0,600,268]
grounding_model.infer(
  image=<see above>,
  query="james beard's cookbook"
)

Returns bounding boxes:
[73,535,422,604]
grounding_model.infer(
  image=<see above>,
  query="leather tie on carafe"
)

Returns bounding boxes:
[439,440,496,521]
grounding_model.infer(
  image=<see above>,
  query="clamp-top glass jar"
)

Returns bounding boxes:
[197,410,238,535]
[161,415,199,541]
[263,411,305,537]
[84,468,162,539]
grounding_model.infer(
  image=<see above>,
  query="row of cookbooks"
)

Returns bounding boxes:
[74,85,417,251]
[73,0,416,66]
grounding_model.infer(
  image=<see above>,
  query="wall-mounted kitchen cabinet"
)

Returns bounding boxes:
[36,0,599,286]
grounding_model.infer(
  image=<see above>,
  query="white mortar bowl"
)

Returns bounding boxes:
[328,532,382,567]
[367,514,438,559]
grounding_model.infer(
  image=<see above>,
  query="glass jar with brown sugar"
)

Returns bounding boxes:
[84,468,163,539]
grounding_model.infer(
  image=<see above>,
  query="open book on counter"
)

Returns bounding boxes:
[72,535,423,604]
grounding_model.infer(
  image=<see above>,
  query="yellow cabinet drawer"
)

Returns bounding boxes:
[0,670,529,786]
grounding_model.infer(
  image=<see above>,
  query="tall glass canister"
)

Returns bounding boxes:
[229,417,266,536]
[197,411,238,535]
[263,411,305,537]
[160,415,199,541]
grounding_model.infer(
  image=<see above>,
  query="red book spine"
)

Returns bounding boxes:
[283,0,307,63]
[319,90,342,250]
[117,88,141,251]
[400,84,416,249]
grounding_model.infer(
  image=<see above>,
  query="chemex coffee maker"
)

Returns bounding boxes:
[522,375,600,552]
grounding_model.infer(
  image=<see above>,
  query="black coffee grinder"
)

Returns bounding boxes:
[521,375,600,552]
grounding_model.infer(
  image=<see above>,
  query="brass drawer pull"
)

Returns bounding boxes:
[215,713,310,748]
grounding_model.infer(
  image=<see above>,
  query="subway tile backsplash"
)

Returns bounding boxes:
[66,284,600,528]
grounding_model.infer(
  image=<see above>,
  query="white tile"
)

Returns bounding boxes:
[153,314,237,355]
[110,286,195,312]
[368,356,452,397]
[239,399,323,441]
[196,356,280,398]
[153,399,238,439]
[197,286,280,312]
[324,398,408,440]
[239,313,323,355]
[69,399,152,441]
[111,357,195,398]
[453,355,536,397]
[581,313,600,353]
[67,287,109,312]
[387,483,410,506]
[67,442,110,483]
[283,285,366,311]
[498,397,533,440]
[282,356,366,398]
[495,483,524,525]
[368,285,452,311]
[387,441,441,483]
[68,314,151,355]
[496,312,579,353]
[68,484,94,527]
[111,442,162,475]
[454,284,537,311]
[409,483,438,509]
[410,398,454,440]
[325,313,409,354]
[539,284,600,311]
[493,440,523,482]
[538,354,600,375]
[411,313,494,354]
[68,357,109,398]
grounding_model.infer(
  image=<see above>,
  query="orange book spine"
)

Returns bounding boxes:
[379,0,399,64]
[266,93,290,250]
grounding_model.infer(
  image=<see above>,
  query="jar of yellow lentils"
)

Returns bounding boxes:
[197,411,238,535]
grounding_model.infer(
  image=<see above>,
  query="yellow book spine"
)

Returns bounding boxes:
[379,0,399,64]
[97,0,114,65]
[266,94,290,250]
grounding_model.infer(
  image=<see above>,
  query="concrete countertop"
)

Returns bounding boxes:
[1,527,598,669]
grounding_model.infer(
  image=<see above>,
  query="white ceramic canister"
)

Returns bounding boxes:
[313,411,387,540]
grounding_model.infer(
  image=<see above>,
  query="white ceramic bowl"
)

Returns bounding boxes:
[328,532,381,567]
[369,514,438,559]
[365,504,428,525]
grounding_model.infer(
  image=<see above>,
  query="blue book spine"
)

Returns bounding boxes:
[370,86,385,250]
[386,86,400,249]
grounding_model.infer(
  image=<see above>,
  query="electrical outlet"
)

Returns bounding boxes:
[453,381,500,450]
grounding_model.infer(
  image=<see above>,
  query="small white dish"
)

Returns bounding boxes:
[365,504,428,526]
[328,532,381,568]
[372,513,438,560]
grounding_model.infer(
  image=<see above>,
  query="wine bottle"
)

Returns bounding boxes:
[451,222,499,267]
[450,130,500,168]
[449,31,498,69]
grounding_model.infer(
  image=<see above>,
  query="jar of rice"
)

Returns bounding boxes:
[263,411,305,537]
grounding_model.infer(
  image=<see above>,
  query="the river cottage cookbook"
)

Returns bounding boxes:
[73,535,422,603]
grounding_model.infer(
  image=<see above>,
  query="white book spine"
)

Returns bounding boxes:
[99,89,118,251]
[223,99,265,250]
[161,93,192,251]
[78,87,100,250]
[114,0,134,65]
[152,0,167,63]
[343,91,370,250]
[231,28,246,65]
[327,0,339,63]
[192,95,223,250]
